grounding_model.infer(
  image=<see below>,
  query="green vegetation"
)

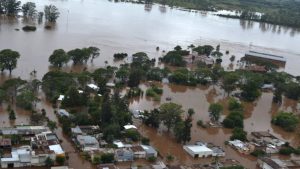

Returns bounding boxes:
[223,98,244,128]
[230,128,247,141]
[209,103,223,122]
[44,5,60,22]
[272,112,299,131]
[113,53,128,60]
[0,49,20,74]
[9,110,16,120]
[22,25,37,31]
[250,149,266,157]
[55,156,66,165]
[146,85,163,101]
[100,153,115,163]
[152,0,300,28]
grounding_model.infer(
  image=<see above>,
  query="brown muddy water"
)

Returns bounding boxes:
[130,83,300,168]
[0,0,300,79]
[1,0,300,168]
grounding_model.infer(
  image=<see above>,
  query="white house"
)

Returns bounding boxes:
[183,145,213,158]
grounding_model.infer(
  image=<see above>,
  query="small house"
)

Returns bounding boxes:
[97,163,119,169]
[141,145,158,158]
[131,145,146,159]
[76,135,99,151]
[0,138,12,150]
[115,149,134,162]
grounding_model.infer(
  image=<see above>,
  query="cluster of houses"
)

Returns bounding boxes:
[0,126,65,168]
[228,131,286,155]
[70,124,159,165]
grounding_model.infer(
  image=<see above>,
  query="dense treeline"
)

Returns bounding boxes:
[151,0,300,28]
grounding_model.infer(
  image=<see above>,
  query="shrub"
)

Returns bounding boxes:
[147,156,157,162]
[279,147,294,155]
[272,112,299,131]
[230,128,247,141]
[55,156,66,165]
[22,25,37,31]
[250,149,266,157]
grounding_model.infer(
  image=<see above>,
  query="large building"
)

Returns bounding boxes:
[243,51,286,67]
[183,145,213,158]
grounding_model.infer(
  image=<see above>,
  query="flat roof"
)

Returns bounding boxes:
[49,144,64,155]
[245,51,286,62]
[184,145,213,153]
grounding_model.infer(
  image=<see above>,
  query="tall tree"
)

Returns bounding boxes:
[159,102,184,131]
[3,0,21,16]
[0,49,20,74]
[209,103,223,122]
[44,4,60,22]
[49,49,70,67]
[22,2,36,18]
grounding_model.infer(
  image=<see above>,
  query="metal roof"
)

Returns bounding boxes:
[245,51,286,62]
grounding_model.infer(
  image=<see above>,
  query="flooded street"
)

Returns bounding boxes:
[0,0,299,79]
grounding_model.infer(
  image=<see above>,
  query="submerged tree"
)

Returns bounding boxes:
[49,49,70,67]
[22,2,36,18]
[9,110,16,120]
[44,4,60,22]
[2,0,21,16]
[209,103,223,122]
[0,49,20,74]
[159,102,184,131]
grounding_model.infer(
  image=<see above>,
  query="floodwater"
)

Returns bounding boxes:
[130,83,300,168]
[0,0,299,79]
[1,0,300,168]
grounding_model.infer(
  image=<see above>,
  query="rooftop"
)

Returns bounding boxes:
[0,138,12,146]
[183,145,213,153]
[245,51,286,62]
[49,144,64,155]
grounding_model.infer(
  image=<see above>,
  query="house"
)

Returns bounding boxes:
[1,126,49,140]
[31,131,65,157]
[131,145,146,158]
[183,51,214,65]
[243,51,286,67]
[258,157,287,169]
[57,109,70,117]
[76,135,99,151]
[97,164,119,169]
[251,131,285,147]
[152,161,167,169]
[71,126,83,137]
[71,125,101,136]
[113,140,133,148]
[183,145,213,158]
[141,145,158,158]
[115,149,134,162]
[228,140,254,154]
[1,145,56,168]
[211,147,225,157]
[0,138,12,149]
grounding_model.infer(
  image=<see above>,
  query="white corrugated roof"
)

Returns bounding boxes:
[184,145,213,153]
[49,144,64,155]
